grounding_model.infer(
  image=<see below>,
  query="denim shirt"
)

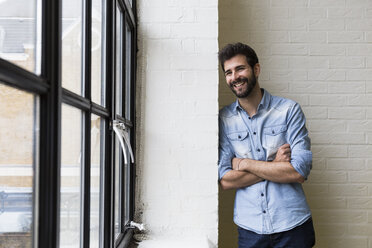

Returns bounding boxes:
[218,89,312,234]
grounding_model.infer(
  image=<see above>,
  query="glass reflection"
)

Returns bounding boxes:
[0,0,41,74]
[61,0,83,95]
[0,83,38,248]
[90,114,103,248]
[60,104,82,248]
[91,0,105,106]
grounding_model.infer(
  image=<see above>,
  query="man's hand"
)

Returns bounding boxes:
[227,144,303,184]
[273,143,291,162]
[232,157,243,170]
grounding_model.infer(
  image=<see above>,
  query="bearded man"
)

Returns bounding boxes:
[218,43,315,248]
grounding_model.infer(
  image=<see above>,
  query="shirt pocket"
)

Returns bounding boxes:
[227,130,252,158]
[262,125,287,161]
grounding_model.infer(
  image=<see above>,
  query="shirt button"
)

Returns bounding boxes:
[261,193,264,196]
[253,132,256,135]
[263,210,266,214]
[248,117,251,120]
[257,148,261,152]
[238,135,241,139]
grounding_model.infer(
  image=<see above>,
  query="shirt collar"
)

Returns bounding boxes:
[232,88,271,114]
[258,88,271,111]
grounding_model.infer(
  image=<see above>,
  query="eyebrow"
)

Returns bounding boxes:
[224,65,246,75]
[235,65,246,70]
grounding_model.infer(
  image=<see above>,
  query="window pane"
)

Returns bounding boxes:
[62,0,83,95]
[114,128,132,234]
[0,83,38,248]
[91,0,105,106]
[123,133,131,225]
[90,115,104,248]
[125,22,132,121]
[0,0,41,74]
[114,139,121,239]
[60,104,82,248]
[115,7,122,116]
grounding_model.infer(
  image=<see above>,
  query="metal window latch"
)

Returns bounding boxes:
[113,120,134,164]
[127,221,145,231]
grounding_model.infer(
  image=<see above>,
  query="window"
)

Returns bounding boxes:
[0,84,39,248]
[60,105,83,248]
[114,2,136,245]
[0,0,137,248]
[90,114,104,248]
[0,2,41,248]
[61,0,83,96]
[0,0,41,74]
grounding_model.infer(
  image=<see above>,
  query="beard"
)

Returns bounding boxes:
[229,74,257,98]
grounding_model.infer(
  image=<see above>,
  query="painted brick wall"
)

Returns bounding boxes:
[219,0,372,247]
[135,0,219,247]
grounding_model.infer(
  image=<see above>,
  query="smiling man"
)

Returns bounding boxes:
[218,43,315,248]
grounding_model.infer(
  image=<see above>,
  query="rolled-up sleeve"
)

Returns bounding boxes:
[287,103,312,179]
[218,117,234,180]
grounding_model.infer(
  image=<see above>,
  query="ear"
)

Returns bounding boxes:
[253,63,260,78]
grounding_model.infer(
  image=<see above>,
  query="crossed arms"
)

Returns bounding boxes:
[219,144,305,190]
[218,102,312,190]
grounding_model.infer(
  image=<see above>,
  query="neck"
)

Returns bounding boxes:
[238,85,263,117]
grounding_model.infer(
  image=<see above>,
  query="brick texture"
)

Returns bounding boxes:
[136,0,219,247]
[219,1,372,247]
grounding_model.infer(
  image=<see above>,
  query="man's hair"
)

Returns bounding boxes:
[218,42,259,72]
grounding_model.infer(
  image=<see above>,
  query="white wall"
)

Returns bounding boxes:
[135,0,219,247]
[219,0,372,247]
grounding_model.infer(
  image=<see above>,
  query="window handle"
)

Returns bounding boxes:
[127,221,145,231]
[113,120,134,164]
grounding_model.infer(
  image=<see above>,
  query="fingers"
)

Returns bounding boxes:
[273,144,292,162]
[282,155,291,162]
[231,157,241,170]
[281,147,291,155]
[277,153,290,162]
[279,143,291,156]
[279,143,290,149]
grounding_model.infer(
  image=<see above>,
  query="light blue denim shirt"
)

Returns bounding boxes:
[218,89,312,234]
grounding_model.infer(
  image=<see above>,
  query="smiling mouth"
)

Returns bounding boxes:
[231,78,248,89]
[233,81,245,88]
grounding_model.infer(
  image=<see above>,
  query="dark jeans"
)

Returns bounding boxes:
[238,218,315,248]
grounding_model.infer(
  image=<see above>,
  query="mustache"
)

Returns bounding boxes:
[230,77,248,86]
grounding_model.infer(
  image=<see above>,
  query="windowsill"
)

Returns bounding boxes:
[135,235,214,248]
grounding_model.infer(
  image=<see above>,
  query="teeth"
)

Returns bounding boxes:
[234,82,244,87]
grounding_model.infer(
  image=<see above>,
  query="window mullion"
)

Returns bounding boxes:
[82,111,91,248]
[82,0,92,247]
[83,0,92,100]
[38,0,62,247]
[103,0,115,247]
[0,59,49,94]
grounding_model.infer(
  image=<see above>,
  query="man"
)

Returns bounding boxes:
[218,42,315,248]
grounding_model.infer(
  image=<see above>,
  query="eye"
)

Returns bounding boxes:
[224,71,232,76]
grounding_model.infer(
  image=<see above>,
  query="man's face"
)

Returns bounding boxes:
[223,54,257,98]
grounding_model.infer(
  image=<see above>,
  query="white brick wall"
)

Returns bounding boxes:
[219,0,372,247]
[136,0,219,247]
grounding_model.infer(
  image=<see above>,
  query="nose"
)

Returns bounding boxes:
[231,71,239,82]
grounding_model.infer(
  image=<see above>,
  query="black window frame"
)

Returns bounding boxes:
[0,0,137,247]
[112,1,136,247]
